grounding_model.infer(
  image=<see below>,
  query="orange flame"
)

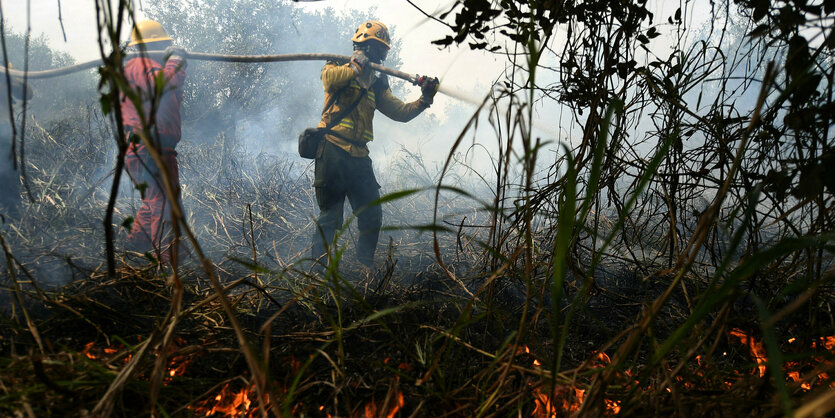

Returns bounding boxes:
[356,391,405,418]
[165,355,190,380]
[81,342,96,360]
[730,332,835,390]
[397,362,413,371]
[526,351,620,416]
[192,383,260,417]
[822,336,835,351]
[729,328,767,377]
[592,352,612,368]
[81,339,193,379]
[80,342,134,365]
[532,385,585,417]
[605,399,622,414]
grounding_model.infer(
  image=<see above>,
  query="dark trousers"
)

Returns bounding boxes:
[311,141,382,267]
[0,125,20,219]
[124,149,181,261]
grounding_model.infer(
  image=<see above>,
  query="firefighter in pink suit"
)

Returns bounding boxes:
[121,20,187,262]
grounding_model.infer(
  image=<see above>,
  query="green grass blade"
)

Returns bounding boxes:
[550,144,576,374]
[754,295,793,417]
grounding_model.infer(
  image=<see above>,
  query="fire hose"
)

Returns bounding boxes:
[0,52,472,102]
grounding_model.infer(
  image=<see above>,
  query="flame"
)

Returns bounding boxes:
[318,405,332,418]
[525,351,621,416]
[605,399,622,414]
[531,385,585,417]
[729,328,767,377]
[596,352,611,365]
[162,338,194,380]
[356,391,405,418]
[81,340,195,383]
[821,373,833,388]
[192,383,260,417]
[787,371,814,391]
[392,391,405,417]
[533,386,619,416]
[397,362,412,371]
[80,342,133,365]
[82,342,97,359]
[166,356,190,379]
[822,336,835,351]
[591,351,611,369]
[513,345,542,368]
[726,332,835,391]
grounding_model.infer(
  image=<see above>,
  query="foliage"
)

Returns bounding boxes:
[422,0,834,415]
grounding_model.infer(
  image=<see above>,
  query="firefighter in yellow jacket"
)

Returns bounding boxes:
[312,20,439,269]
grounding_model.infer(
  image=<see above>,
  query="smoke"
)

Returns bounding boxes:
[0,1,547,289]
[0,0,821,321]
[138,1,492,273]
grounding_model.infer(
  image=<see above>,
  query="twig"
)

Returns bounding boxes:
[56,0,68,42]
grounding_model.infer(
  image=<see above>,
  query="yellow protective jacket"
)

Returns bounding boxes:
[317,61,427,158]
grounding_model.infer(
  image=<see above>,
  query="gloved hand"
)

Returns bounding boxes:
[416,75,439,106]
[349,50,369,75]
[164,45,188,67]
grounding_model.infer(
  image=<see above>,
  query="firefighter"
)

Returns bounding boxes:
[0,64,33,220]
[121,20,187,262]
[311,20,439,270]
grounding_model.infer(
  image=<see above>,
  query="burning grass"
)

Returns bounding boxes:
[1,254,833,416]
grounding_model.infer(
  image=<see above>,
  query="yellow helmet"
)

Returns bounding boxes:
[129,20,172,46]
[351,20,390,49]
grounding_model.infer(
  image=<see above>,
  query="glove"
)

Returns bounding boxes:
[349,50,369,75]
[416,75,439,106]
[164,45,188,68]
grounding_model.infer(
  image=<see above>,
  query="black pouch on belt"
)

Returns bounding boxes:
[298,127,326,159]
